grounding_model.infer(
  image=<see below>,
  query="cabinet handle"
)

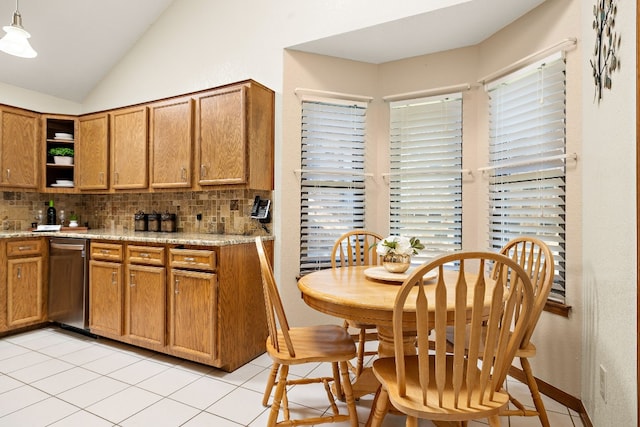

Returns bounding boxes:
[181,167,187,181]
[6,169,10,180]
[140,253,149,258]
[130,272,135,287]
[115,172,119,185]
[111,271,117,285]
[200,165,206,179]
[18,246,33,251]
[100,172,104,185]
[101,249,111,254]
[174,277,180,294]
[17,266,21,279]
[184,257,195,262]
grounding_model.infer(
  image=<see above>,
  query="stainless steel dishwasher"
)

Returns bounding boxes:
[48,238,89,331]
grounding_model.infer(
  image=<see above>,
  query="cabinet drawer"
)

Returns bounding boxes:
[7,239,42,257]
[91,242,123,262]
[169,248,216,271]
[127,245,165,266]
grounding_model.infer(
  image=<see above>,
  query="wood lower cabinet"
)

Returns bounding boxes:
[84,240,268,372]
[89,242,123,336]
[125,245,165,347]
[168,268,217,362]
[0,106,40,189]
[0,238,46,332]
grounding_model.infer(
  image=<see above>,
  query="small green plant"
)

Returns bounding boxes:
[48,147,74,157]
[69,213,78,221]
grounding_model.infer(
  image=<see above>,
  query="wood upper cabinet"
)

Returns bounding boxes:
[77,112,109,190]
[149,97,193,189]
[110,106,148,190]
[194,81,274,190]
[0,106,39,189]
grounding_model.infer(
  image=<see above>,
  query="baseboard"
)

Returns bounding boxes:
[508,365,593,427]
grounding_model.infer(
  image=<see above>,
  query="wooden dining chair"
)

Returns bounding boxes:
[331,230,383,378]
[495,237,555,426]
[369,251,534,427]
[255,237,359,427]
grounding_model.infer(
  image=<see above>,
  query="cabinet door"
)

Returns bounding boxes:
[149,97,193,189]
[78,113,109,190]
[110,106,148,189]
[195,86,247,186]
[89,260,123,335]
[125,264,166,346]
[7,256,43,327]
[0,106,39,189]
[168,269,217,361]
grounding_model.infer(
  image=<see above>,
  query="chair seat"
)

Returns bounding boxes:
[267,325,357,365]
[373,355,510,422]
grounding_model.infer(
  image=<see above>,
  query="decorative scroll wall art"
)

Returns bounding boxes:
[590,0,620,103]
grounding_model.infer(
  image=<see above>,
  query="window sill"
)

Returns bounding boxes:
[544,300,571,317]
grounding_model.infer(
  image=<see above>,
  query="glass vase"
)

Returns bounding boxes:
[382,253,411,273]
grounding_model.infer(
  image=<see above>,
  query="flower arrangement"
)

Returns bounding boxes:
[376,235,425,257]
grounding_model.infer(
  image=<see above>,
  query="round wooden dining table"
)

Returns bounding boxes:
[297,264,490,399]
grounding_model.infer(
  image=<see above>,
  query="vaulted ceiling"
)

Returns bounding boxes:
[0,0,544,103]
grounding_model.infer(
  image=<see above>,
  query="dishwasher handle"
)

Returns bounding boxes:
[51,242,86,251]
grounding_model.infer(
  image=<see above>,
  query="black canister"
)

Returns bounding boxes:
[161,212,176,232]
[147,212,161,232]
[134,211,147,231]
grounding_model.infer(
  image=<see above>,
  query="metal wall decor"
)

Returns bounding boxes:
[590,0,620,103]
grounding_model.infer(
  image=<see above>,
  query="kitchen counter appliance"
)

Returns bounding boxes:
[48,238,90,331]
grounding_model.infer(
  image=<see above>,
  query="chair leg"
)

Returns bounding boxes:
[262,362,279,406]
[268,364,289,426]
[367,387,389,427]
[357,327,366,377]
[488,414,501,427]
[405,416,418,427]
[332,362,345,401]
[338,361,359,427]
[521,357,551,427]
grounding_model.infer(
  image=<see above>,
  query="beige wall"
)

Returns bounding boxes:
[282,0,583,399]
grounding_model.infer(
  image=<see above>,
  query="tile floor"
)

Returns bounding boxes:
[0,326,584,426]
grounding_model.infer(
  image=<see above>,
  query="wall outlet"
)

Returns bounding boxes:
[599,364,607,402]
[196,213,202,221]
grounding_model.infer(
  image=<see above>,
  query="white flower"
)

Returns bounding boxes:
[377,235,418,256]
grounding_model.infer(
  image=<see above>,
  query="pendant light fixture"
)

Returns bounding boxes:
[0,0,37,58]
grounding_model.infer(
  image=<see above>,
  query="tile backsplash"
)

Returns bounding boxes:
[1,189,272,235]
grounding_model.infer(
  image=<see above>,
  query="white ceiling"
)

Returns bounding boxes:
[0,0,545,104]
[0,0,174,103]
[289,0,546,63]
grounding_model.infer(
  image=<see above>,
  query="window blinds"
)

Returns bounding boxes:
[300,100,367,273]
[389,94,463,264]
[487,55,566,301]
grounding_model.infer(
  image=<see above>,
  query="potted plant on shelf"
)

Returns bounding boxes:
[48,147,74,165]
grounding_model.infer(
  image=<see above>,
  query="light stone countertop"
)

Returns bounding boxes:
[0,229,273,246]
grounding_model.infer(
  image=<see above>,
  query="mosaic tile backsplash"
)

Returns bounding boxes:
[1,189,273,235]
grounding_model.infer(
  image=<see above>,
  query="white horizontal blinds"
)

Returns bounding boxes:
[300,100,367,273]
[389,94,463,265]
[488,55,566,302]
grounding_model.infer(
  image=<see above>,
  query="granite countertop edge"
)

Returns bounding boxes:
[0,230,274,246]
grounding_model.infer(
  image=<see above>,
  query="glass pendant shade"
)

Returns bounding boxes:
[0,7,37,58]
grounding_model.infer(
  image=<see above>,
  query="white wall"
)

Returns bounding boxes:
[0,0,636,421]
[580,0,637,424]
